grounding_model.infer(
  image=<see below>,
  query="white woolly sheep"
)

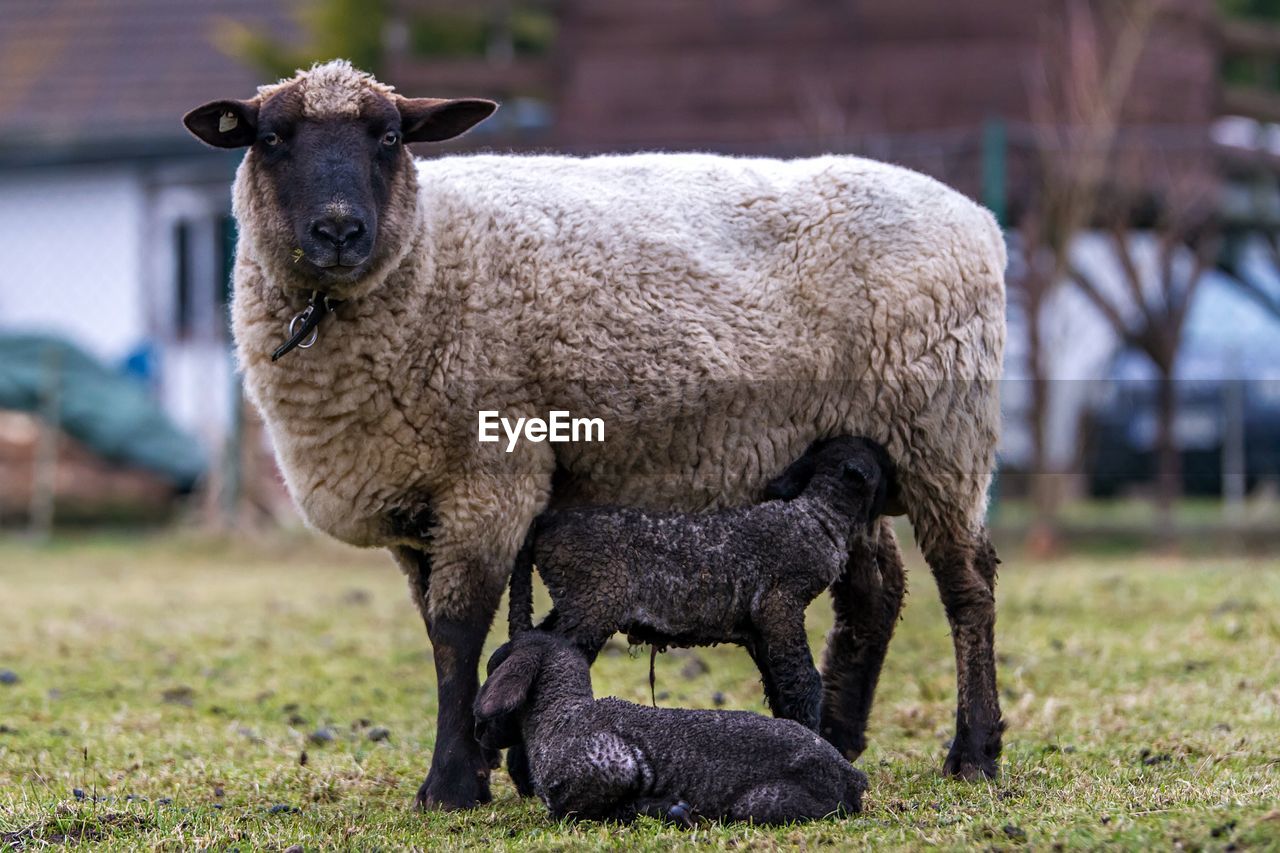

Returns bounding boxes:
[182,59,1007,809]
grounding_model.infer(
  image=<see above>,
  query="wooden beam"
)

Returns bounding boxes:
[383,58,556,97]
[1222,85,1280,123]
[1220,18,1280,57]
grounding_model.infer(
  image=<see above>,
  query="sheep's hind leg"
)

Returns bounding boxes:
[819,518,907,759]
[744,639,785,721]
[926,528,1003,780]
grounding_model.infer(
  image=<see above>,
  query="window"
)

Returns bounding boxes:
[170,214,237,342]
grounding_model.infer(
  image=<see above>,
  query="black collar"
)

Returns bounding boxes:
[271,291,344,362]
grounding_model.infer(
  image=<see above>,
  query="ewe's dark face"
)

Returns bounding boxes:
[183,68,495,294]
[251,93,400,280]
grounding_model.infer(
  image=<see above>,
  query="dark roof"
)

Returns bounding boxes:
[0,0,298,158]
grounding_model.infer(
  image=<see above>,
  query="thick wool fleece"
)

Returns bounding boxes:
[475,632,867,825]
[228,66,1006,624]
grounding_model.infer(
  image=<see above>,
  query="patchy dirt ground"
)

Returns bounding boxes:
[1,532,1277,850]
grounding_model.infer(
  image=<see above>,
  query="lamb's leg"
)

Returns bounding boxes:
[503,610,561,797]
[819,517,907,759]
[925,527,1003,780]
[505,744,536,798]
[744,637,785,718]
[753,599,823,730]
[727,783,834,825]
[619,798,701,828]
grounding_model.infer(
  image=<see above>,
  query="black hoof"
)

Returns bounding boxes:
[414,764,492,811]
[942,743,999,781]
[666,800,697,829]
[820,722,867,762]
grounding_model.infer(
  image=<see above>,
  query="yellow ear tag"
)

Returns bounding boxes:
[291,248,305,264]
[219,112,239,133]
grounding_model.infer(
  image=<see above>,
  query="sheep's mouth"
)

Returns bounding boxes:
[306,256,371,284]
[295,236,375,281]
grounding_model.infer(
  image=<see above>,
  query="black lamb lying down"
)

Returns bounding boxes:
[475,631,868,825]
[509,435,896,731]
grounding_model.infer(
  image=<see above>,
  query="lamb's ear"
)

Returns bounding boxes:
[864,440,900,517]
[397,97,498,143]
[841,458,872,487]
[474,643,539,720]
[763,448,820,500]
[183,98,259,148]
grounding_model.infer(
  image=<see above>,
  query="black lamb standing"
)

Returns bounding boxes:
[474,631,868,826]
[509,435,896,731]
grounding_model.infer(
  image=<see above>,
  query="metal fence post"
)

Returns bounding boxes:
[29,345,61,541]
[982,117,1007,227]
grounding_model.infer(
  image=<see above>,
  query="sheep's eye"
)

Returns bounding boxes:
[262,132,281,147]
[382,130,401,147]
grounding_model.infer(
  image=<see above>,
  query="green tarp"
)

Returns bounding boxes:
[0,334,206,490]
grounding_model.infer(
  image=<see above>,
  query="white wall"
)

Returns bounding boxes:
[0,166,148,364]
[0,163,239,455]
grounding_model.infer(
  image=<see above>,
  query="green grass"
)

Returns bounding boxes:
[1,532,1278,850]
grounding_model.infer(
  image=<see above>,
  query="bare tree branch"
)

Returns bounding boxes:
[1066,263,1137,345]
[1225,232,1280,321]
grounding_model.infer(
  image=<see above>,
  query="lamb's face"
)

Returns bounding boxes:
[474,632,593,748]
[183,60,496,299]
[800,437,898,524]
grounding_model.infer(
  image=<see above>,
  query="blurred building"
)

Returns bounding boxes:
[390,0,1219,205]
[0,0,298,452]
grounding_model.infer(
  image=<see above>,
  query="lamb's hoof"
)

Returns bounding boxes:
[941,745,999,781]
[819,723,866,762]
[667,801,697,829]
[414,766,492,811]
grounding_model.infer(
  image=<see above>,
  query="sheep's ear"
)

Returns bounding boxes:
[397,97,498,143]
[474,643,539,721]
[183,99,259,148]
[763,449,820,500]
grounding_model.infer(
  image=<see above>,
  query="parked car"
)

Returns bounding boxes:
[1082,378,1280,497]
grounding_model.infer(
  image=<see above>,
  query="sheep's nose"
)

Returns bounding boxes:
[310,215,366,248]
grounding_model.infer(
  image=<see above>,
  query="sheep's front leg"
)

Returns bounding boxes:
[399,473,549,810]
[820,518,907,759]
[394,544,503,810]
